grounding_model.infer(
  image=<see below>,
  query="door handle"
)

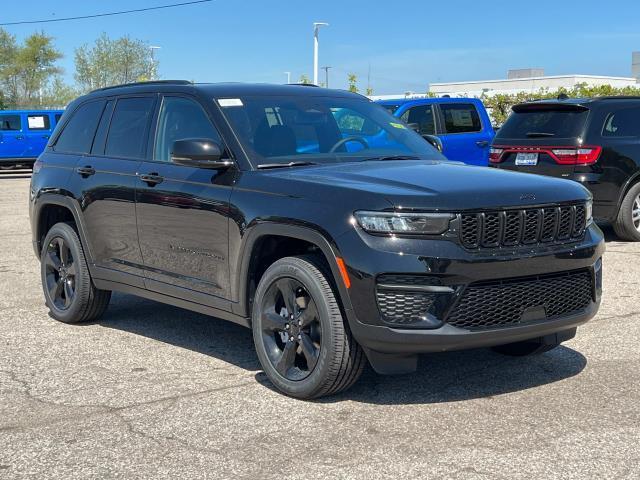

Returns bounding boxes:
[42,135,50,139]
[476,140,489,148]
[139,173,164,186]
[16,135,25,140]
[76,166,96,177]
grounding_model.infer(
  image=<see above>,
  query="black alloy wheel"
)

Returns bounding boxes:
[44,237,77,310]
[259,277,321,381]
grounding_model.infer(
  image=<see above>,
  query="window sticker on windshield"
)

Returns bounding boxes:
[390,122,406,129]
[217,98,243,107]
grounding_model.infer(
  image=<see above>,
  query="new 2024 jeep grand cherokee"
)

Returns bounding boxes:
[29,81,604,399]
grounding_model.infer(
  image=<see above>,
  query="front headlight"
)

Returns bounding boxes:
[586,199,593,226]
[354,211,454,235]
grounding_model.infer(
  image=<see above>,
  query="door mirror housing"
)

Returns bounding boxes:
[171,139,233,169]
[422,134,443,152]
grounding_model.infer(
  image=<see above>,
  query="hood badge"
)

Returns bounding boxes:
[520,193,536,201]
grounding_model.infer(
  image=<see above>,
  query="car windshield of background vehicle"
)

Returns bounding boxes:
[496,108,589,139]
[217,96,443,165]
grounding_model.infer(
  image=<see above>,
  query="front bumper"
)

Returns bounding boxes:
[335,223,604,370]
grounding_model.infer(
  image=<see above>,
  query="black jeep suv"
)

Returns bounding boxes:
[30,81,604,398]
[490,96,640,241]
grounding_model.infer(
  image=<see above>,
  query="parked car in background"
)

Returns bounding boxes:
[376,97,494,165]
[490,96,640,241]
[30,81,603,399]
[0,110,64,170]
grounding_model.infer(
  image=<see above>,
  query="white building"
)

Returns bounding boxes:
[429,72,638,98]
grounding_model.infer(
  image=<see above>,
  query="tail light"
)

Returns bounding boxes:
[489,147,504,163]
[550,146,602,165]
[490,145,602,166]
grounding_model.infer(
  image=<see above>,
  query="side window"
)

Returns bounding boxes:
[400,105,435,135]
[91,100,115,155]
[602,107,640,137]
[27,114,51,131]
[440,103,482,134]
[0,115,21,131]
[54,101,105,154]
[154,96,222,162]
[105,97,154,159]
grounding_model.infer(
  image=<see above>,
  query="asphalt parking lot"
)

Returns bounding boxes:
[0,172,638,479]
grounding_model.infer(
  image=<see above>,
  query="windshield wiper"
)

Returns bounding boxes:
[362,155,421,162]
[525,132,555,138]
[257,161,318,169]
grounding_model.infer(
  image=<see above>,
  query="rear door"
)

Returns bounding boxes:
[24,113,53,159]
[0,113,26,158]
[67,96,155,287]
[436,102,492,166]
[490,103,590,178]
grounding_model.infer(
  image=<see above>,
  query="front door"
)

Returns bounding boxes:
[0,113,26,159]
[135,95,235,304]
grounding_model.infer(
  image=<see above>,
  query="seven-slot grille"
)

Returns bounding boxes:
[445,269,593,329]
[459,204,587,249]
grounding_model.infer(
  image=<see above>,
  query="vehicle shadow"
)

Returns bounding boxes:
[93,293,587,405]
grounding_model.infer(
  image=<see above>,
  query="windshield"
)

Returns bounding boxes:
[217,95,443,165]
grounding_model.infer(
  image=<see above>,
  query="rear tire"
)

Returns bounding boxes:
[613,182,640,241]
[252,255,365,399]
[41,222,111,324]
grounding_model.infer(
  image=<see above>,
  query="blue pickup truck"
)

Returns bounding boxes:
[0,110,64,169]
[375,97,494,166]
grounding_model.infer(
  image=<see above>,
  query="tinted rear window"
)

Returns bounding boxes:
[55,101,105,154]
[440,103,482,133]
[496,108,588,140]
[105,97,154,159]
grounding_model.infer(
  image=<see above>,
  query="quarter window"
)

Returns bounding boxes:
[602,107,640,137]
[54,101,105,154]
[105,97,154,159]
[154,96,222,162]
[0,115,21,131]
[400,105,435,135]
[440,103,482,134]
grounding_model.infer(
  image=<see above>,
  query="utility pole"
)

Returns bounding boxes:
[284,71,291,84]
[313,22,329,85]
[321,66,331,88]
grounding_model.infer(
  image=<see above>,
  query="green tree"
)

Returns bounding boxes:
[347,73,358,93]
[41,76,80,108]
[299,74,311,85]
[365,86,374,96]
[74,33,158,92]
[0,29,61,108]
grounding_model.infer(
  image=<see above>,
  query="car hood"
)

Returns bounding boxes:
[263,160,590,211]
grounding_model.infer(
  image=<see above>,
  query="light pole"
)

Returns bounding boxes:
[284,71,291,84]
[149,46,161,80]
[313,22,329,85]
[321,66,331,88]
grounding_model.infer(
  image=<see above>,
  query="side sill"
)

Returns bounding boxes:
[93,278,251,328]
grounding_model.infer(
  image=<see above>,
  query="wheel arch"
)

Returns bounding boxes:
[34,194,94,263]
[234,223,353,322]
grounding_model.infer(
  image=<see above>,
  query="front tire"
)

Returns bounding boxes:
[41,222,111,324]
[252,255,365,399]
[613,182,640,241]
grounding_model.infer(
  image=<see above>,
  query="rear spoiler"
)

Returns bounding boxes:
[512,103,589,113]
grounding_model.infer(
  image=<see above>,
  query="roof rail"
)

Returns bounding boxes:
[90,80,192,93]
[288,83,320,87]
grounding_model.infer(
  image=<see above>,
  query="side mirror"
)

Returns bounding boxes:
[171,139,233,169]
[422,134,443,152]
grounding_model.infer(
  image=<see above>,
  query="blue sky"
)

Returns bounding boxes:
[3,0,640,94]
